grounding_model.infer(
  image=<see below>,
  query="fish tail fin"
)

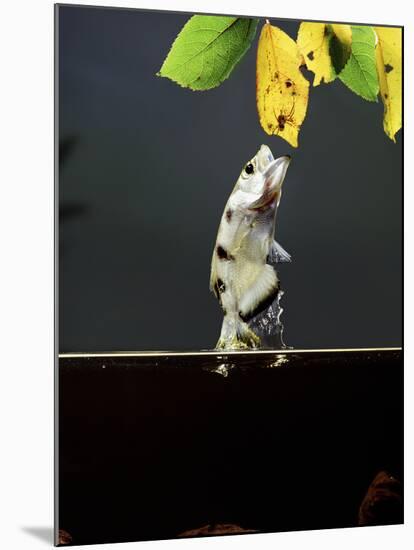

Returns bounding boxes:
[215,315,261,350]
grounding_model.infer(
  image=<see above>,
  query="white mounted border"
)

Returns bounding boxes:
[0,1,410,550]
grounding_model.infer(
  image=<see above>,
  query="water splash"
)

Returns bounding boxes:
[248,289,289,349]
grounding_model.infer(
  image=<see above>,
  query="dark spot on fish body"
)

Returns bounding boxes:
[217,278,226,294]
[307,51,315,60]
[213,278,226,302]
[213,280,220,300]
[217,245,234,261]
[239,283,280,323]
[226,209,232,222]
[385,64,394,73]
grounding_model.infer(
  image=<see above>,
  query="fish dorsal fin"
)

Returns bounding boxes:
[239,264,278,322]
[268,240,291,265]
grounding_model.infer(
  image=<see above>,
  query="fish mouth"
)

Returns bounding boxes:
[250,155,291,210]
[264,155,291,185]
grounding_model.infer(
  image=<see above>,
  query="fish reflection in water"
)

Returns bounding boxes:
[211,363,234,378]
[205,353,289,378]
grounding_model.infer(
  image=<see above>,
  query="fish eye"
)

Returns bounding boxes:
[244,163,254,175]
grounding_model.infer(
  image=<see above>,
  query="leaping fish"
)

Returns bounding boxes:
[210,145,291,350]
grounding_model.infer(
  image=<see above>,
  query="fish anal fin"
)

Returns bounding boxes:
[239,264,279,322]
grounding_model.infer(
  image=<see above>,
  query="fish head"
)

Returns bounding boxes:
[237,145,291,210]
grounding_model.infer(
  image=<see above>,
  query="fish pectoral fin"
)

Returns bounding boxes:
[267,240,292,264]
[239,264,279,322]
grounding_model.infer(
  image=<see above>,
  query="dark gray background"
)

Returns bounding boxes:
[58,5,402,352]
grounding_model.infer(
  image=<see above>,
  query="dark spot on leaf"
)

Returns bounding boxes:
[277,114,287,131]
[307,51,314,61]
[384,93,388,99]
[226,209,232,222]
[385,64,393,73]
[285,80,292,88]
[292,91,296,96]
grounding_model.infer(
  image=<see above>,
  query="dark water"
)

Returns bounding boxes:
[57,349,403,545]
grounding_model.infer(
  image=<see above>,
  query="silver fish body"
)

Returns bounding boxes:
[210,145,291,350]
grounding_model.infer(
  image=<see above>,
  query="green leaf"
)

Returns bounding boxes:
[157,15,258,91]
[339,26,379,101]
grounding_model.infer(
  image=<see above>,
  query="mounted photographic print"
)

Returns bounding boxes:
[56,3,403,546]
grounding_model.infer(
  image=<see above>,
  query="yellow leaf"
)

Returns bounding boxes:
[257,22,310,148]
[297,22,334,86]
[331,24,352,47]
[375,26,402,142]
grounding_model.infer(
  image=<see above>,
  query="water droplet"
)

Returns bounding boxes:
[212,362,235,378]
